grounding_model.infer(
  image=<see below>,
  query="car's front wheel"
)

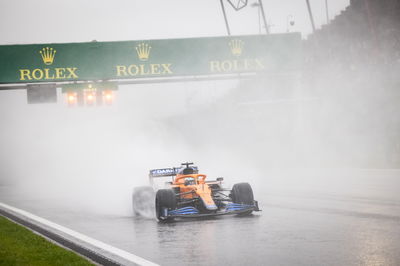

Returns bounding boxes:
[155,189,177,222]
[231,182,254,215]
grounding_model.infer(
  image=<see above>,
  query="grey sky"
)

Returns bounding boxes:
[0,0,349,44]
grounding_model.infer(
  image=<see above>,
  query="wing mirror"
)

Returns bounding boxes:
[216,177,224,182]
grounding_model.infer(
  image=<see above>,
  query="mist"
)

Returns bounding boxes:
[1,58,398,217]
[0,80,240,216]
[1,0,399,220]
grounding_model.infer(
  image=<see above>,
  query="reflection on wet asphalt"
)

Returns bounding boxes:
[1,171,400,266]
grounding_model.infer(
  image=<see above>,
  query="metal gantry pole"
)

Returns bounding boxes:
[325,0,330,24]
[305,0,316,33]
[220,0,231,35]
[257,0,270,34]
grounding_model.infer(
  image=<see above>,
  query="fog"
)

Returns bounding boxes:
[1,0,399,219]
[1,65,399,217]
[0,80,243,215]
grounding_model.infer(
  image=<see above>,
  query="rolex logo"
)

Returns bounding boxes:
[229,39,244,56]
[39,47,56,65]
[135,43,151,61]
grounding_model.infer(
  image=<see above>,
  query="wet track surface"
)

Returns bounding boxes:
[1,170,400,266]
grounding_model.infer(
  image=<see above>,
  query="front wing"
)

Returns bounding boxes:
[165,202,260,218]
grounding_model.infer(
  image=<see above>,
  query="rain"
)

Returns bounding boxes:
[1,0,399,265]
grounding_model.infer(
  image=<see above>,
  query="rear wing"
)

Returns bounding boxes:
[149,168,178,178]
[149,167,199,178]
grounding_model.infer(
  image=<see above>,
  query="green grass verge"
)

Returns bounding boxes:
[0,215,94,266]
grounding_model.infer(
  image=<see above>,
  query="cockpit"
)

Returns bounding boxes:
[183,177,196,186]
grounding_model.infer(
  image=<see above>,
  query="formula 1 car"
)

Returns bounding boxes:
[148,162,260,222]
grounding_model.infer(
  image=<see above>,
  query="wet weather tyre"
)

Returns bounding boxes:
[231,182,254,215]
[155,189,177,222]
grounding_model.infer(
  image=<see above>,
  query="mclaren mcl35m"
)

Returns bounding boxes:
[143,162,260,222]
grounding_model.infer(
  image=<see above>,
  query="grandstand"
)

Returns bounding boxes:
[303,0,400,168]
[307,0,400,69]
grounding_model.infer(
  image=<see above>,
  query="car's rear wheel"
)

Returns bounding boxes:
[155,189,177,222]
[231,182,254,215]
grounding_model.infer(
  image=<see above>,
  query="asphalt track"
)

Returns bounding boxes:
[1,169,400,266]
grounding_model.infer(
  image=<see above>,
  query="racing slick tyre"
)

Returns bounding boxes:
[155,189,177,222]
[231,182,254,215]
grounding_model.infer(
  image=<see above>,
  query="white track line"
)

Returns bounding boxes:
[0,202,159,266]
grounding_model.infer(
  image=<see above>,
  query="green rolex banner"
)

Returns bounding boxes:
[0,33,301,84]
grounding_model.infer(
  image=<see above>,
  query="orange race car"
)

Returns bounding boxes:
[149,162,260,222]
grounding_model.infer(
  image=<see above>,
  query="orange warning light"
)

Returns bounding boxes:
[85,91,95,105]
[103,90,113,105]
[66,92,77,106]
